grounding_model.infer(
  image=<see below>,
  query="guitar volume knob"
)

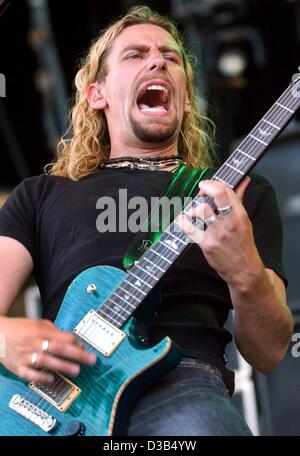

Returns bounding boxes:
[65,420,85,436]
[87,284,97,293]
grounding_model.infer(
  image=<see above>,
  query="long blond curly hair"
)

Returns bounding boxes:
[48,5,215,180]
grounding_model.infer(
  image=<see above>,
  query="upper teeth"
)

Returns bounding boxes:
[146,84,168,93]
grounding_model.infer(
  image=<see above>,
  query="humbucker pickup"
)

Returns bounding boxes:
[74,310,126,356]
[29,372,81,412]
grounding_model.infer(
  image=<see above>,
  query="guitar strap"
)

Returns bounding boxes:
[123,163,209,270]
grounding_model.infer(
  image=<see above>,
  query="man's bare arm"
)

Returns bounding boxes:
[0,236,33,315]
[0,236,96,384]
[231,267,293,373]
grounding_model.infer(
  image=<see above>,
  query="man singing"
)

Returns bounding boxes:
[0,6,293,435]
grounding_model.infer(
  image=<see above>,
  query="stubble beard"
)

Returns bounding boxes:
[130,112,178,144]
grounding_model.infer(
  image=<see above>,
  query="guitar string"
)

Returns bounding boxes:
[16,83,300,419]
[208,88,297,190]
[215,85,299,185]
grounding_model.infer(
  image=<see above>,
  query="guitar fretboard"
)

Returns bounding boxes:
[213,83,300,188]
[97,77,300,329]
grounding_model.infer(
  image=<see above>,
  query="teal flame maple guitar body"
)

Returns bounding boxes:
[0,266,182,436]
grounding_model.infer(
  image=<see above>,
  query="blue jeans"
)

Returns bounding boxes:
[126,357,252,436]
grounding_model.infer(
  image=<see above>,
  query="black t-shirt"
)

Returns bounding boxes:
[0,168,287,394]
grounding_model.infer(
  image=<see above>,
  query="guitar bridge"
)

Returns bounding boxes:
[9,394,57,433]
[29,371,81,412]
[74,310,126,356]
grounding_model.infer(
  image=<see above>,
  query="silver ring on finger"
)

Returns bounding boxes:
[31,352,38,365]
[217,205,232,216]
[42,340,49,352]
[205,215,217,225]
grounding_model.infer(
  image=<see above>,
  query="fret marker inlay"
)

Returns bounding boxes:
[165,239,178,250]
[258,128,271,137]
[232,158,243,167]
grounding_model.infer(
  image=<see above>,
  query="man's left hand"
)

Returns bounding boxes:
[177,177,264,288]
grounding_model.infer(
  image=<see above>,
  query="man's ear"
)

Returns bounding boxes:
[87,83,107,110]
[184,92,191,114]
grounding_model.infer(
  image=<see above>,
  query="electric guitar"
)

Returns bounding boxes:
[0,71,299,436]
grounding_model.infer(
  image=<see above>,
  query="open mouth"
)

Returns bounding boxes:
[136,83,171,113]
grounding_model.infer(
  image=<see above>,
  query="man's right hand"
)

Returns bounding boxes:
[0,316,97,384]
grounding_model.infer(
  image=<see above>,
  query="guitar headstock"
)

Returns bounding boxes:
[291,68,300,97]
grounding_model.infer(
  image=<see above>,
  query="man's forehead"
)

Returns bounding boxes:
[111,23,181,55]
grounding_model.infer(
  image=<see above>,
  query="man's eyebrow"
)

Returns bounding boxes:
[119,45,149,56]
[158,45,182,58]
[120,44,182,59]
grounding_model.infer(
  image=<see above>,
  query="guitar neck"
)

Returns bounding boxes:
[97,77,300,328]
[213,82,300,189]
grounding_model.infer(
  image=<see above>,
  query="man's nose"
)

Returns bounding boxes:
[147,54,167,72]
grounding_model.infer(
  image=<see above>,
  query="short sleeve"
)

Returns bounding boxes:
[244,173,287,287]
[0,177,39,260]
